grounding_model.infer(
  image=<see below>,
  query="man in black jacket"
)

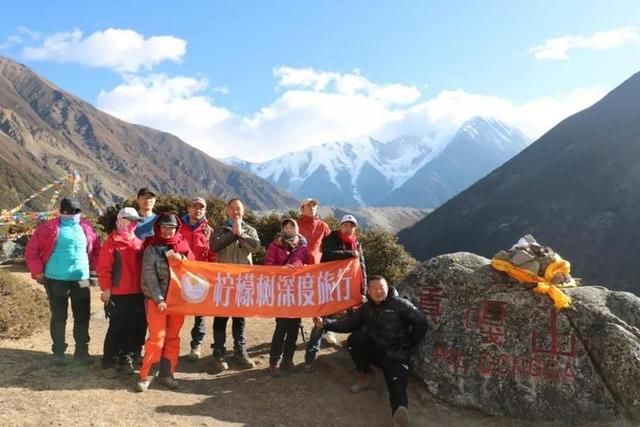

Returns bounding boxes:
[313,275,428,427]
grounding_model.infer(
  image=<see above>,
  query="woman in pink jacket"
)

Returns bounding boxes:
[265,218,308,377]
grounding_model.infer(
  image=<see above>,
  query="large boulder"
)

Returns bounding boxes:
[398,252,640,425]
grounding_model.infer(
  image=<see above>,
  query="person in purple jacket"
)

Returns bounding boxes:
[264,218,308,377]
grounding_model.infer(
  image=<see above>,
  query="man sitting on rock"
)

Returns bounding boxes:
[313,275,428,427]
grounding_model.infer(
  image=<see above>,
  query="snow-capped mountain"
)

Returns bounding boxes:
[380,117,531,207]
[224,117,531,208]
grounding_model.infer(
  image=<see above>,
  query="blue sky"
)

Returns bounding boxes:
[2,1,639,161]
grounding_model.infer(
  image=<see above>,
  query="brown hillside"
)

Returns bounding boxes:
[0,57,297,210]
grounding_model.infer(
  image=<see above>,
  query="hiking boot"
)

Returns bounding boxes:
[52,353,68,366]
[235,350,255,369]
[102,367,119,379]
[157,375,180,390]
[135,378,152,393]
[392,406,409,427]
[280,360,296,373]
[74,353,94,365]
[303,362,315,374]
[188,344,202,362]
[132,352,142,368]
[349,372,375,393]
[119,359,135,375]
[269,365,282,378]
[211,354,229,373]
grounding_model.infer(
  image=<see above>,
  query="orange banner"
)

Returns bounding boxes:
[165,258,363,318]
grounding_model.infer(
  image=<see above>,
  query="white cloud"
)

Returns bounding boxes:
[0,26,40,50]
[17,26,41,41]
[22,28,186,72]
[97,66,607,162]
[406,87,606,140]
[212,86,229,95]
[274,66,421,105]
[97,74,233,149]
[530,26,640,60]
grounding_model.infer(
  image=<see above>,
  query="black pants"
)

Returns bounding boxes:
[212,317,246,356]
[269,318,300,366]
[347,329,409,413]
[44,279,91,355]
[102,294,147,368]
[191,315,206,349]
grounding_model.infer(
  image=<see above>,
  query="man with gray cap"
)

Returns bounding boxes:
[180,197,217,361]
[297,198,330,265]
[25,198,101,365]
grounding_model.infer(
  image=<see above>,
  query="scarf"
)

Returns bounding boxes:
[278,232,300,251]
[146,231,183,250]
[115,218,138,239]
[145,214,185,252]
[60,213,81,224]
[338,230,358,251]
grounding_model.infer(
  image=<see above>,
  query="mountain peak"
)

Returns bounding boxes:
[398,69,640,291]
[226,119,529,208]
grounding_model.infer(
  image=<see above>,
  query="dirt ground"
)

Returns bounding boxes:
[0,265,511,427]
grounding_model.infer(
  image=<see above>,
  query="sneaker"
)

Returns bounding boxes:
[392,406,409,427]
[303,363,315,374]
[188,345,202,362]
[102,367,119,379]
[74,353,94,365]
[52,353,67,366]
[349,372,375,393]
[119,359,135,375]
[211,354,229,372]
[280,360,296,373]
[135,378,152,393]
[157,376,180,390]
[269,365,282,378]
[235,350,256,369]
[323,331,339,346]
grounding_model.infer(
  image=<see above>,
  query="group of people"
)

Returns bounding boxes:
[24,188,428,427]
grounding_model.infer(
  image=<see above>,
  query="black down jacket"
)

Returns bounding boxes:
[324,287,428,361]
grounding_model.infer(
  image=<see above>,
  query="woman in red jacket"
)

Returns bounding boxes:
[97,207,146,378]
[265,218,309,377]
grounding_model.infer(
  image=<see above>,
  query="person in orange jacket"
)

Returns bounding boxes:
[180,197,216,361]
[297,198,330,265]
[97,207,146,378]
[135,212,194,392]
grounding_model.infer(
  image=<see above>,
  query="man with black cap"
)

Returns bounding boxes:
[134,187,157,240]
[25,198,101,365]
